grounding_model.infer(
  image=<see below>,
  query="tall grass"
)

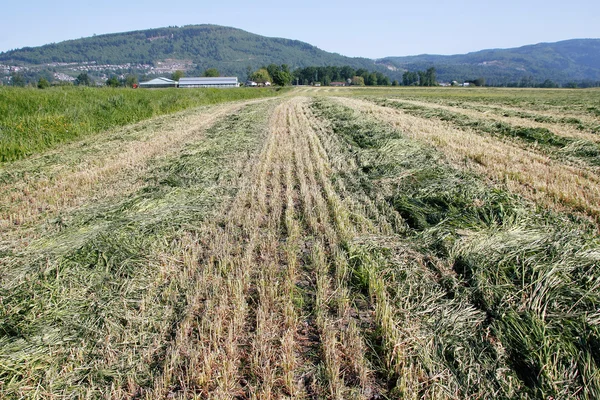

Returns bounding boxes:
[0,86,282,162]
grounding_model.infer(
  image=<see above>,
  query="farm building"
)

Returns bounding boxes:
[178,77,239,88]
[138,77,178,88]
[329,81,346,87]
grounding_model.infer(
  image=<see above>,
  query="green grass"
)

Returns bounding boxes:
[311,98,600,399]
[0,86,283,162]
[375,98,600,167]
[0,101,272,397]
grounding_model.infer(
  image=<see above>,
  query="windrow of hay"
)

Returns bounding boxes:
[373,98,600,169]
[336,97,600,223]
[0,101,275,398]
[311,97,600,399]
[0,100,269,251]
[387,98,600,143]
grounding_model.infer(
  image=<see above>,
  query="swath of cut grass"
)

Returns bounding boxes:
[0,101,272,398]
[311,97,600,399]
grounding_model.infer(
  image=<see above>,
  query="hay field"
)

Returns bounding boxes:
[1,87,599,399]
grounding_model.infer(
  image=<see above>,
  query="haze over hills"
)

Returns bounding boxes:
[0,24,599,85]
[378,39,600,85]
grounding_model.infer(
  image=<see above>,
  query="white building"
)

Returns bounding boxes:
[139,77,178,88]
[178,77,239,88]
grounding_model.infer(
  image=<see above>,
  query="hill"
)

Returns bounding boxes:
[377,39,600,85]
[0,25,384,81]
[1,26,599,86]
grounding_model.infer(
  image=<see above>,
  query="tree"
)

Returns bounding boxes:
[251,68,272,84]
[392,80,399,86]
[351,76,365,86]
[273,69,293,86]
[424,67,436,86]
[340,66,355,80]
[75,73,92,86]
[106,76,120,87]
[10,73,25,87]
[203,68,219,77]
[402,71,418,86]
[367,72,378,86]
[266,64,279,82]
[37,77,50,89]
[171,70,184,81]
[125,74,138,87]
[473,77,485,87]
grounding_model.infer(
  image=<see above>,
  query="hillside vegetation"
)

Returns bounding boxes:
[0,25,382,79]
[378,39,600,85]
[2,25,599,85]
[1,87,599,398]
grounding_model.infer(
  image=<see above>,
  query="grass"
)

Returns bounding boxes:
[2,86,599,399]
[0,101,272,397]
[0,86,283,162]
[375,98,600,167]
[337,96,600,223]
[310,97,600,399]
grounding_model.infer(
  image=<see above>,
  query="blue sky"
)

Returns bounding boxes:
[1,0,599,58]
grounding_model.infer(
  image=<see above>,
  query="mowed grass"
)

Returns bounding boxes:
[0,100,274,397]
[1,87,599,399]
[311,98,600,398]
[0,86,283,162]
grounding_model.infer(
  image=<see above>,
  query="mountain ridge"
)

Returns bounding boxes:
[1,25,599,85]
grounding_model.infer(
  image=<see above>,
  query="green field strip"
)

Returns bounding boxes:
[0,86,284,162]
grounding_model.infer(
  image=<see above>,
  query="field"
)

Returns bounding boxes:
[1,86,600,399]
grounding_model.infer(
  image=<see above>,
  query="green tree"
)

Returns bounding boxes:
[402,71,418,86]
[10,73,25,87]
[37,77,50,89]
[273,69,293,86]
[106,76,120,87]
[351,76,365,86]
[171,70,184,81]
[392,80,399,86]
[251,68,272,84]
[125,74,138,87]
[203,68,219,77]
[265,64,279,83]
[367,72,378,86]
[75,73,92,86]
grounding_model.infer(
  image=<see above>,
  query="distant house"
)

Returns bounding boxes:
[245,81,258,87]
[138,77,178,88]
[178,77,239,88]
[330,81,346,87]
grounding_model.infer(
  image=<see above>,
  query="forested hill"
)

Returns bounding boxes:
[2,25,599,85]
[0,25,383,78]
[377,39,600,85]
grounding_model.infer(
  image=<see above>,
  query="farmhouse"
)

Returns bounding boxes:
[329,81,346,87]
[178,77,239,88]
[138,77,178,88]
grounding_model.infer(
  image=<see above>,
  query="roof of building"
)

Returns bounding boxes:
[139,77,177,86]
[178,77,238,85]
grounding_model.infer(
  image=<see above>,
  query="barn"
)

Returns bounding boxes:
[178,77,239,88]
[138,77,178,88]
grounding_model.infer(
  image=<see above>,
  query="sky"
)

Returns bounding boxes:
[1,0,599,59]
